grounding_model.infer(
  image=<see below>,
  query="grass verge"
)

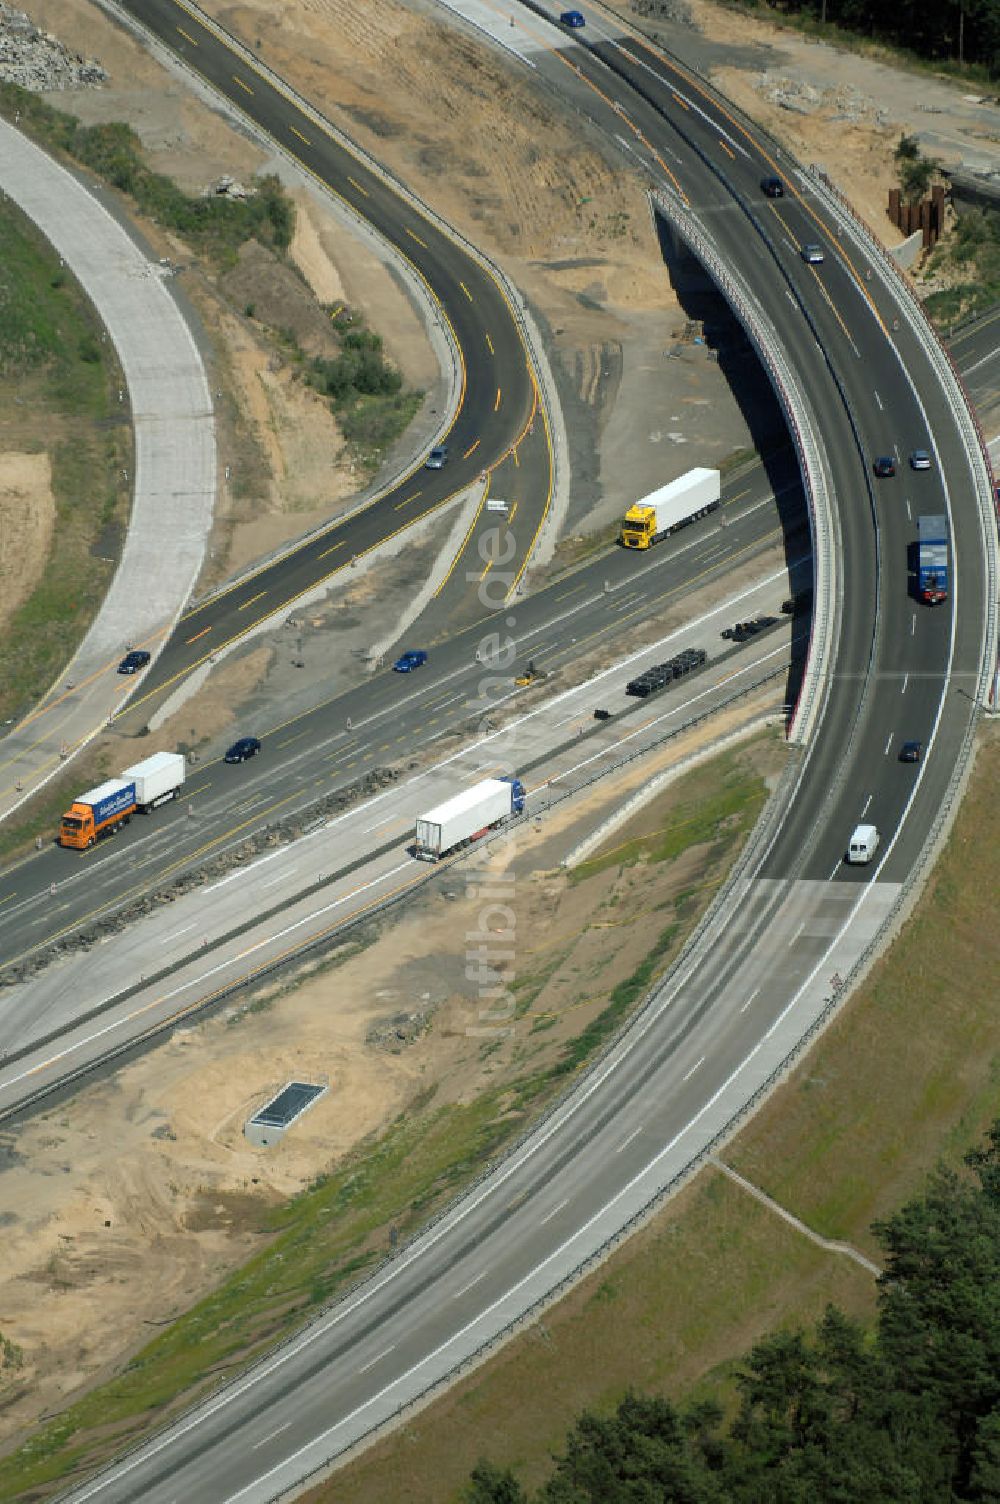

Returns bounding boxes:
[0,195,128,725]
[0,738,775,1497]
[309,721,1000,1504]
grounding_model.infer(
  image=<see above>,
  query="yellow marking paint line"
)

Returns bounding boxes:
[494,388,502,412]
[233,74,253,95]
[486,332,495,355]
[290,125,311,146]
[507,500,519,524]
[0,892,15,908]
[463,438,481,460]
[406,227,428,249]
[186,625,212,645]
[277,730,310,748]
[238,590,267,611]
[177,25,198,44]
[719,139,735,160]
[460,281,473,302]
[347,175,369,198]
[479,558,494,583]
[317,541,345,559]
[395,490,423,511]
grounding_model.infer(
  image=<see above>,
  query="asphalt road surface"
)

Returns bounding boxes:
[22,3,997,1500]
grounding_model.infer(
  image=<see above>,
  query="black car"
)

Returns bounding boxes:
[224,736,261,764]
[899,740,923,763]
[874,455,896,478]
[117,649,151,675]
[761,176,784,198]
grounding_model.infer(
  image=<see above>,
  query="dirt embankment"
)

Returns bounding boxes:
[0,709,784,1447]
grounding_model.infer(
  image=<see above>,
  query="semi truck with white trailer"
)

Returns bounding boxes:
[414,777,526,860]
[59,752,185,848]
[620,467,721,550]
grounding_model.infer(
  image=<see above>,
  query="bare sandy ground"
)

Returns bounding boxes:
[0,452,54,632]
[0,0,988,1457]
[0,694,784,1445]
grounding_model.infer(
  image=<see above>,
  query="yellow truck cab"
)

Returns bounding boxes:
[620,468,721,550]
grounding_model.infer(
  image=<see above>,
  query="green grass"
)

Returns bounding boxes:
[570,750,769,884]
[0,739,778,1496]
[314,724,1000,1504]
[0,196,128,725]
[0,84,294,268]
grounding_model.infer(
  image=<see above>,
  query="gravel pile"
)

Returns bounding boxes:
[0,3,106,91]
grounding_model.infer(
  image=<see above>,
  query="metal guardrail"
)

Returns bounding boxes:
[102,0,564,603]
[810,165,999,711]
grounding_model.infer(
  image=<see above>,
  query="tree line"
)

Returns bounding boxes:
[465,1121,1000,1502]
[736,0,1000,77]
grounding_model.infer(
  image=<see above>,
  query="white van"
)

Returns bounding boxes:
[486,498,509,514]
[846,823,879,865]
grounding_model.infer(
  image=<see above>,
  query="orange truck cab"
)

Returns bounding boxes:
[59,779,136,849]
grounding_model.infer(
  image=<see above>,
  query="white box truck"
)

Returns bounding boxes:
[122,751,186,812]
[620,467,721,549]
[414,777,526,860]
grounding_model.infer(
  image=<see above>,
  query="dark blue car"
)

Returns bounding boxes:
[560,9,586,26]
[393,649,428,673]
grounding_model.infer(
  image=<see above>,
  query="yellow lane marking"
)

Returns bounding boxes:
[494,388,502,412]
[238,590,267,612]
[460,281,473,301]
[186,626,212,645]
[291,125,311,146]
[463,438,481,460]
[233,75,253,95]
[317,541,345,559]
[395,489,422,511]
[486,332,495,355]
[177,26,198,44]
[347,175,369,197]
[406,227,428,249]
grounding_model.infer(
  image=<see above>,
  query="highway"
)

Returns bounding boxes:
[0,455,803,980]
[99,0,548,733]
[19,1,998,1500]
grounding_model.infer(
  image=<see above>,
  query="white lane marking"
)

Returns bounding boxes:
[901,672,909,695]
[740,986,760,1015]
[861,793,873,816]
[906,497,912,521]
[884,733,893,755]
[911,614,916,635]
[874,389,883,409]
[358,1346,394,1376]
[2,861,414,1092]
[787,920,805,948]
[163,923,195,943]
[616,1125,643,1153]
[365,812,398,832]
[252,1422,291,1451]
[84,876,899,1504]
[452,1270,487,1301]
[682,1056,705,1083]
[539,1199,568,1226]
[261,869,296,890]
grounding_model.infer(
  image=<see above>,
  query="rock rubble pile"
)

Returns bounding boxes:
[0,3,106,91]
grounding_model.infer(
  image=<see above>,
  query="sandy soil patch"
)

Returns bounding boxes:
[0,703,784,1446]
[0,451,54,630]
